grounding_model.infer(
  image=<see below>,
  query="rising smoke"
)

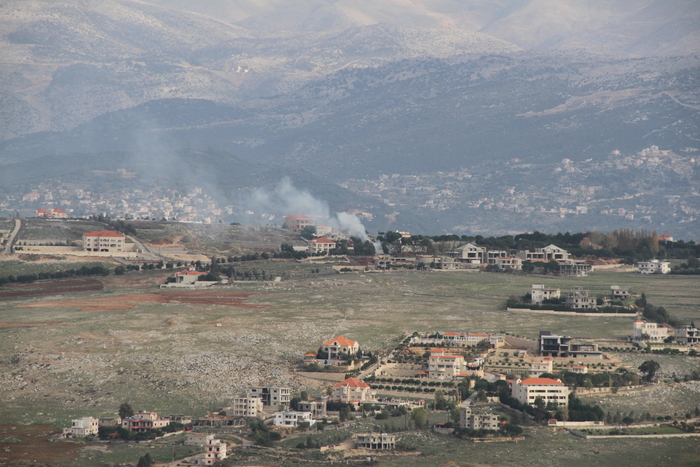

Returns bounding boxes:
[243,177,371,241]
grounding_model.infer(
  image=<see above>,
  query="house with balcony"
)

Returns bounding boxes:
[638,259,671,274]
[511,378,569,407]
[82,230,126,253]
[607,285,630,300]
[274,410,316,427]
[63,417,99,437]
[121,412,170,432]
[428,350,466,380]
[565,287,597,310]
[516,244,569,262]
[308,237,336,255]
[298,398,327,419]
[283,213,314,232]
[531,284,560,304]
[248,387,291,407]
[320,336,359,361]
[496,256,522,271]
[446,243,486,264]
[332,377,375,405]
[633,320,672,343]
[232,391,264,418]
[204,437,228,465]
[675,325,700,346]
[459,405,499,430]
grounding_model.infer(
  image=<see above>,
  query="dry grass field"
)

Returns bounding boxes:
[1,256,699,465]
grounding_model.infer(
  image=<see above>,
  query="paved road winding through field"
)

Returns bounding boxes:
[4,218,20,254]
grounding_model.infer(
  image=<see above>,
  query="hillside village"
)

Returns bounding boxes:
[0,216,699,466]
[1,146,698,239]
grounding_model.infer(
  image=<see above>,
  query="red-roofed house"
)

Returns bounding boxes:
[512,377,569,406]
[82,230,126,252]
[50,208,67,218]
[284,213,314,232]
[658,234,674,242]
[308,237,336,255]
[321,336,359,361]
[332,377,374,403]
[34,208,51,217]
[175,266,207,285]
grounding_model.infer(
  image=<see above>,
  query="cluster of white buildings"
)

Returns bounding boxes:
[632,320,700,346]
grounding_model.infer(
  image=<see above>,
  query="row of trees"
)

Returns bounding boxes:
[0,265,110,286]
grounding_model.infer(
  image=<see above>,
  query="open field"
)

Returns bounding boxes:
[1,261,699,465]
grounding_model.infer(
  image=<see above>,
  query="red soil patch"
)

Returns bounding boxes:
[0,424,79,462]
[21,291,269,312]
[0,280,104,298]
[0,321,62,328]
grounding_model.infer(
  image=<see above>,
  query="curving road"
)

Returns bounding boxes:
[4,218,21,254]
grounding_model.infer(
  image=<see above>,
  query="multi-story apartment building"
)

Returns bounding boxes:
[232,391,264,418]
[204,438,227,465]
[248,387,291,407]
[531,284,560,304]
[565,287,597,310]
[511,378,569,407]
[459,406,499,430]
[82,230,126,253]
[428,350,466,380]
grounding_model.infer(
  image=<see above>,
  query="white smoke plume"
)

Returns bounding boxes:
[244,177,371,241]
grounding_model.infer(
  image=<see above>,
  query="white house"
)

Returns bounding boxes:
[308,237,336,255]
[531,284,560,304]
[447,243,485,263]
[633,320,672,342]
[511,378,569,407]
[638,259,671,274]
[64,417,99,437]
[273,410,315,427]
[82,230,126,253]
[428,353,466,380]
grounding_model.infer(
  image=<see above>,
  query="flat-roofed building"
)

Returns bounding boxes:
[566,287,597,309]
[355,433,395,450]
[232,391,264,418]
[638,259,670,274]
[248,387,291,407]
[633,320,672,343]
[531,284,560,304]
[511,378,569,407]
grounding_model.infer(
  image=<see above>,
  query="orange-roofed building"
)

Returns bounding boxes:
[50,208,67,218]
[332,377,374,404]
[512,377,569,407]
[82,230,126,252]
[308,237,336,255]
[175,266,207,285]
[283,213,314,232]
[321,336,359,361]
[34,208,50,217]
